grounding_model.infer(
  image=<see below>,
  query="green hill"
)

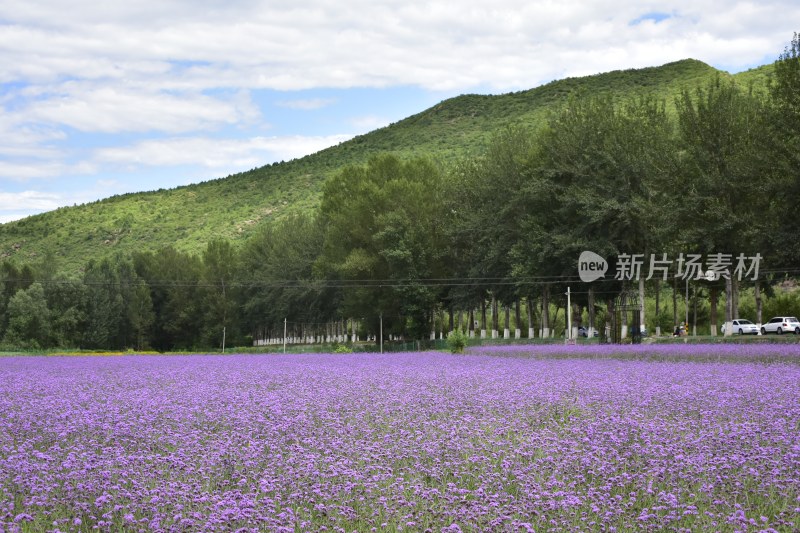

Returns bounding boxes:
[0,59,773,273]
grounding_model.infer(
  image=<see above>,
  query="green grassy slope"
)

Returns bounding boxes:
[0,59,772,273]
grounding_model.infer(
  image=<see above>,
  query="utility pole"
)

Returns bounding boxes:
[685,278,689,328]
[283,318,287,354]
[566,286,572,341]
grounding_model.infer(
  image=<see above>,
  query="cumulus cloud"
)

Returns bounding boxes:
[22,85,260,134]
[93,134,354,170]
[0,184,138,222]
[0,190,63,220]
[0,160,96,181]
[1,0,795,93]
[276,98,336,111]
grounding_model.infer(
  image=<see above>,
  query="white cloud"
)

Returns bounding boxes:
[1,0,795,94]
[23,85,260,134]
[0,184,135,222]
[1,2,795,145]
[0,112,66,155]
[93,134,354,170]
[276,98,336,110]
[0,190,63,215]
[0,160,96,181]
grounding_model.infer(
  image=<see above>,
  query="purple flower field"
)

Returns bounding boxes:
[1,347,798,532]
[477,342,800,363]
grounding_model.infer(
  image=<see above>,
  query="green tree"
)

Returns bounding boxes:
[239,215,333,342]
[127,281,154,351]
[513,95,676,334]
[445,125,538,335]
[536,95,673,258]
[767,32,800,265]
[770,32,800,132]
[83,258,125,349]
[673,76,773,331]
[3,282,51,349]
[200,239,241,348]
[0,260,35,336]
[316,155,449,339]
[133,247,202,351]
[673,76,771,253]
[45,276,87,348]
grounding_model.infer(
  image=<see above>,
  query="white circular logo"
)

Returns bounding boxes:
[578,251,608,282]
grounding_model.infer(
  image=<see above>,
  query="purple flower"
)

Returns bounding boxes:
[0,348,797,531]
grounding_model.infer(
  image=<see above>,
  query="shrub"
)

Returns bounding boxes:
[447,329,468,354]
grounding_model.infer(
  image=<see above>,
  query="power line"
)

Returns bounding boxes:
[1,268,799,290]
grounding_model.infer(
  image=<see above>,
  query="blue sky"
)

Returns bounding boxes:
[1,0,797,222]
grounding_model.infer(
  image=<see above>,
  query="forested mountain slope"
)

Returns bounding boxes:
[0,59,770,272]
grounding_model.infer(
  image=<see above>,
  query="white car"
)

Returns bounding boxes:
[760,316,800,335]
[722,319,759,335]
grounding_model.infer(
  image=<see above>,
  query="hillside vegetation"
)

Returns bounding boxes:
[0,59,769,272]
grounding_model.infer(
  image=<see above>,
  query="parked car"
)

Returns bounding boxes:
[577,326,598,338]
[760,316,800,335]
[721,319,759,335]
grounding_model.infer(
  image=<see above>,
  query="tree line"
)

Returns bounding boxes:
[1,34,799,351]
